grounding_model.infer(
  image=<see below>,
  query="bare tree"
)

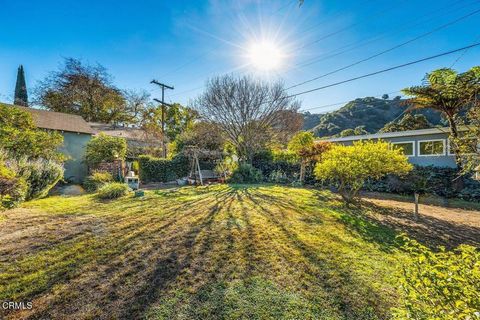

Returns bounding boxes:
[194,75,300,162]
[271,109,304,146]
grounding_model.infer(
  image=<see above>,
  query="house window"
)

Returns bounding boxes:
[418,139,445,156]
[392,142,414,156]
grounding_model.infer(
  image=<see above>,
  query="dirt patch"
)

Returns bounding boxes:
[0,209,104,262]
[364,197,480,228]
[361,196,480,248]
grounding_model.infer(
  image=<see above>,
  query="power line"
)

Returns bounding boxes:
[294,0,474,69]
[286,42,480,99]
[158,1,395,98]
[297,0,408,51]
[450,33,480,67]
[165,0,477,100]
[286,6,480,90]
[156,0,297,80]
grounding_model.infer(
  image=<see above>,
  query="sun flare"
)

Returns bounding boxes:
[247,41,284,71]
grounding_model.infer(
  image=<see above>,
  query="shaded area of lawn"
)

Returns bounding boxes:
[1,185,475,319]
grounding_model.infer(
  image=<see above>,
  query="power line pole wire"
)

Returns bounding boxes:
[151,79,174,158]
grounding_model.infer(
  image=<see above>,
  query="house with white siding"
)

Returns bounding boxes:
[322,127,477,168]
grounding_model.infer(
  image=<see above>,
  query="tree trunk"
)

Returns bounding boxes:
[447,116,465,190]
[299,159,306,184]
[414,192,419,219]
[447,117,462,166]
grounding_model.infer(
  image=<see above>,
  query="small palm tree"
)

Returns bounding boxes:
[402,67,480,167]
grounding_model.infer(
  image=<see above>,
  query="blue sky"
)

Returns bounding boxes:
[1,0,479,113]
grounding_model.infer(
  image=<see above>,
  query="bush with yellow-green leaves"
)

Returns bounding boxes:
[393,236,480,320]
[314,140,412,203]
[0,164,27,209]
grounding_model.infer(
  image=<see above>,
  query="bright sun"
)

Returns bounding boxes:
[247,41,284,71]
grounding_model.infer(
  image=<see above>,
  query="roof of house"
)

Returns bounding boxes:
[88,122,160,145]
[320,126,467,142]
[2,103,93,134]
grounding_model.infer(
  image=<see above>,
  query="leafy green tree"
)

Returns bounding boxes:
[14,65,28,106]
[0,104,64,160]
[141,103,197,157]
[393,236,480,320]
[402,67,480,166]
[35,58,127,123]
[85,133,127,166]
[288,131,314,154]
[314,141,412,203]
[353,125,368,135]
[382,94,389,100]
[164,103,197,141]
[337,127,368,137]
[450,67,480,176]
[288,131,314,183]
[339,128,355,137]
[173,121,225,153]
[380,113,432,133]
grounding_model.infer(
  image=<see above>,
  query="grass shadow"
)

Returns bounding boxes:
[241,187,392,319]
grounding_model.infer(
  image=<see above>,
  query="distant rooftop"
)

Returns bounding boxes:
[89,122,149,141]
[2,103,93,134]
[320,126,466,142]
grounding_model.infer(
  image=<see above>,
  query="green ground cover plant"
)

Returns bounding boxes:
[393,236,480,320]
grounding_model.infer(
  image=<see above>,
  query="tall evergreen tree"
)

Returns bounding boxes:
[14,65,28,106]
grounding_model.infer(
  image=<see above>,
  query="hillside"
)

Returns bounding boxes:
[302,111,323,130]
[308,97,444,137]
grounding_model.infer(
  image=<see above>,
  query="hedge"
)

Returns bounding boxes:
[138,154,190,183]
[364,165,480,202]
[252,150,313,184]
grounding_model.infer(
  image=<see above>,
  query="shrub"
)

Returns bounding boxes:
[84,172,114,192]
[268,169,295,184]
[393,236,480,319]
[131,161,140,174]
[0,165,27,209]
[85,133,127,166]
[138,154,189,183]
[15,159,64,200]
[315,141,413,203]
[228,163,263,183]
[252,150,300,183]
[0,150,63,206]
[97,182,130,199]
[0,103,64,160]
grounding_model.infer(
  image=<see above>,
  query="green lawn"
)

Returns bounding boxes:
[0,185,430,319]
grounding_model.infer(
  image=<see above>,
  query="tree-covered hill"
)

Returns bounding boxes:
[302,111,323,130]
[307,97,445,138]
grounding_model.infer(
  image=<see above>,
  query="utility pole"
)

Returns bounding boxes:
[151,80,174,158]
